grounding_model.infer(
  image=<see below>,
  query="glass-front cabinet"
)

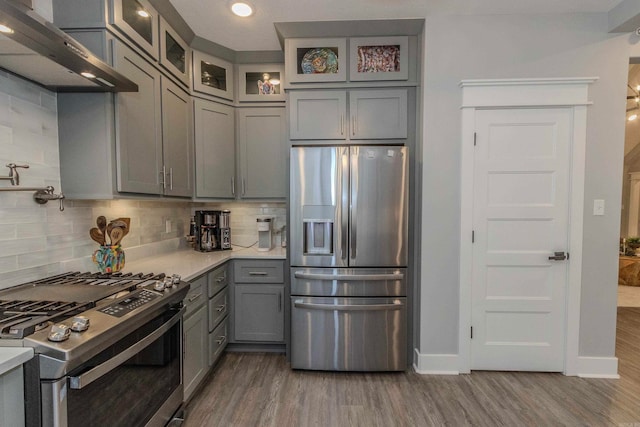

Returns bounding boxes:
[159,16,190,87]
[192,50,234,101]
[238,64,285,102]
[110,0,159,60]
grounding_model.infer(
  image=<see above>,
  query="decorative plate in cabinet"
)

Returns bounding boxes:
[238,64,285,102]
[192,50,234,101]
[285,38,346,84]
[349,36,408,81]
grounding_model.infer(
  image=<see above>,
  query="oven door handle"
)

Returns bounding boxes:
[68,306,185,390]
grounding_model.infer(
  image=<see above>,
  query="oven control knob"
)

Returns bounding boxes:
[164,277,174,289]
[172,274,181,285]
[48,324,71,342]
[71,316,90,332]
[153,280,165,292]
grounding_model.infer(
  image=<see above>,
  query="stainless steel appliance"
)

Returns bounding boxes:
[0,271,189,427]
[0,0,138,92]
[290,146,408,371]
[194,210,231,252]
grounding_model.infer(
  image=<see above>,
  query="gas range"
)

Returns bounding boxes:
[1,271,190,427]
[0,271,188,375]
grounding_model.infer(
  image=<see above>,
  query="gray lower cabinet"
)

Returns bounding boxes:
[183,275,208,401]
[232,260,285,343]
[237,107,287,199]
[194,99,236,198]
[207,263,229,366]
[0,365,25,427]
[57,36,193,198]
[289,89,407,141]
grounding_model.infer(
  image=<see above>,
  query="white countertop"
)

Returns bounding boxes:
[0,348,33,376]
[124,246,287,281]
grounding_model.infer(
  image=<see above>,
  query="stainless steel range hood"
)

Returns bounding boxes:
[0,0,138,92]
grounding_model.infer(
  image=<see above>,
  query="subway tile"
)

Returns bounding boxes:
[18,247,71,269]
[0,208,45,224]
[0,224,16,240]
[0,255,18,273]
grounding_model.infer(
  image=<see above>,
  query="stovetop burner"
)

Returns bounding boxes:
[0,271,167,339]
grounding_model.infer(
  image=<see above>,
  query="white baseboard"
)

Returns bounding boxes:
[413,349,459,375]
[576,356,619,378]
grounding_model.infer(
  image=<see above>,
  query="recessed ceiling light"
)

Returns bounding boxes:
[81,72,96,79]
[231,2,253,17]
[0,24,14,34]
[629,114,638,121]
[137,9,150,18]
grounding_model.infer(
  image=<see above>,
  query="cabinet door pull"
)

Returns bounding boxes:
[215,335,227,345]
[278,292,282,312]
[216,304,226,312]
[340,115,344,135]
[216,275,226,283]
[169,167,173,190]
[352,116,356,136]
[231,177,235,196]
[160,165,166,189]
[248,271,268,276]
[242,178,246,196]
[188,292,202,302]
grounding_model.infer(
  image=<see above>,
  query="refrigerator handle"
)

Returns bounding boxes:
[341,148,349,262]
[350,148,358,260]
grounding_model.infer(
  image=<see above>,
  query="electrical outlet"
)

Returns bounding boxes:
[165,219,172,233]
[593,199,605,216]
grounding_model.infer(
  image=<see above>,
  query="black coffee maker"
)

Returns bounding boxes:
[194,210,231,252]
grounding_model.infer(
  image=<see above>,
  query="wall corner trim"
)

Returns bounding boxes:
[413,349,459,375]
[576,356,620,379]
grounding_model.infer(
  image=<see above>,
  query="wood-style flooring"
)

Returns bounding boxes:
[183,308,640,426]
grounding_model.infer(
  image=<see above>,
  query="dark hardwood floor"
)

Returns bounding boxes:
[184,308,640,426]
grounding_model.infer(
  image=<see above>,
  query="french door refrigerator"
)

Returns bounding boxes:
[290,145,408,371]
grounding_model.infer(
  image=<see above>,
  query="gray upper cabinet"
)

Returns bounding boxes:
[161,76,193,197]
[57,37,193,198]
[237,108,287,199]
[289,89,408,141]
[159,16,190,87]
[289,91,347,140]
[113,40,163,194]
[194,99,236,199]
[349,89,407,139]
[110,0,159,60]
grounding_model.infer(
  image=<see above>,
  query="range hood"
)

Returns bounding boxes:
[0,0,137,92]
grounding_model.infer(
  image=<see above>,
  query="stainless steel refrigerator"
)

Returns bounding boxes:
[290,145,408,371]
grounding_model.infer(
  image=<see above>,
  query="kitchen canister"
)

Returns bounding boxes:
[92,245,125,273]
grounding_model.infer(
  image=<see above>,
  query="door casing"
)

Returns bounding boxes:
[458,77,596,375]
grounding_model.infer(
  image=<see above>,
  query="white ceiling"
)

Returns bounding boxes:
[169,0,623,51]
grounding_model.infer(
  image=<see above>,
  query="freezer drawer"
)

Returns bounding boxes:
[291,268,406,297]
[291,297,407,371]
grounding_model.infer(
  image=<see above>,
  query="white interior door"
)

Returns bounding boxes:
[471,107,571,371]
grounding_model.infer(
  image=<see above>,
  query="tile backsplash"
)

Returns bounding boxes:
[0,73,286,290]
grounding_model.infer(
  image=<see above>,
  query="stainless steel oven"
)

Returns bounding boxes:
[35,307,183,427]
[0,272,189,427]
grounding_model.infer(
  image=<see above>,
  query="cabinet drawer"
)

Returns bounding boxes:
[209,317,228,366]
[233,260,284,283]
[208,287,228,332]
[184,275,206,317]
[208,264,229,297]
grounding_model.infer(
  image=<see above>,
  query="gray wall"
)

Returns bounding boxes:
[419,13,628,358]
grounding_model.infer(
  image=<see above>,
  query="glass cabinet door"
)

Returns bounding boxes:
[192,50,234,101]
[110,0,159,60]
[238,64,285,102]
[159,17,190,87]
